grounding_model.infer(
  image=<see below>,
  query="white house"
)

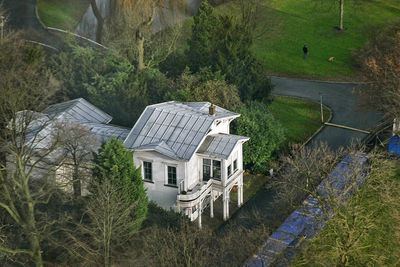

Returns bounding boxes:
[124,101,249,227]
[15,99,249,227]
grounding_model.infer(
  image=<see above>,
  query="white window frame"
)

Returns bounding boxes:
[141,160,153,182]
[165,164,178,187]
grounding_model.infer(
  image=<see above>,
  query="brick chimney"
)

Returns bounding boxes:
[209,103,216,116]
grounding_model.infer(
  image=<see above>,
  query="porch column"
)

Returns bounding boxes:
[238,176,244,207]
[223,189,230,221]
[198,201,202,229]
[210,191,214,218]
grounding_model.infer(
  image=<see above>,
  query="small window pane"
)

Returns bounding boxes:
[227,164,232,177]
[143,161,152,181]
[213,160,221,179]
[168,166,177,185]
[233,160,238,171]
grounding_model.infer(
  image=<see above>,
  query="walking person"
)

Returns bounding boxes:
[303,44,308,59]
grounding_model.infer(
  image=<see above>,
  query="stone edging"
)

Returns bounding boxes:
[272,94,334,148]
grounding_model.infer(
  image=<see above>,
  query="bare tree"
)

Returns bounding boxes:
[106,0,184,71]
[0,34,60,266]
[271,143,344,210]
[357,22,400,124]
[64,179,139,267]
[89,0,105,43]
[55,123,98,198]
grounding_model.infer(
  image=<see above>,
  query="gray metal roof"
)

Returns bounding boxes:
[134,141,178,159]
[124,101,240,160]
[80,122,130,142]
[197,134,249,159]
[43,98,112,124]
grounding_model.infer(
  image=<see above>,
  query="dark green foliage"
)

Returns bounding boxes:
[143,202,186,229]
[234,102,285,173]
[170,67,242,109]
[53,43,171,126]
[186,2,273,102]
[186,0,219,73]
[93,138,148,230]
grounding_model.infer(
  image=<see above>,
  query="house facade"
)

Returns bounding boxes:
[17,99,249,227]
[124,101,249,227]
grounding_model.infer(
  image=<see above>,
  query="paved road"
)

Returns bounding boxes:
[271,77,383,149]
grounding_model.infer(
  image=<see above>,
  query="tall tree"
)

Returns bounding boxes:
[89,0,105,43]
[55,123,98,198]
[93,138,148,231]
[357,22,400,122]
[0,33,60,266]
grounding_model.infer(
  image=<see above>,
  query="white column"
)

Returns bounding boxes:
[198,201,202,228]
[210,191,214,218]
[223,189,230,221]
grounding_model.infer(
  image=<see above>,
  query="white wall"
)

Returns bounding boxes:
[133,150,185,209]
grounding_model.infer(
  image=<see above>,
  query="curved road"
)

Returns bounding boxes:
[272,77,383,149]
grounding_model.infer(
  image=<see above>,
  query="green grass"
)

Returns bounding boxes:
[269,96,329,144]
[293,158,400,266]
[216,0,400,80]
[37,0,90,30]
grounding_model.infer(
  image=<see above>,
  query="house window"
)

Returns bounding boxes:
[143,161,152,181]
[212,160,221,180]
[203,159,211,180]
[202,159,221,181]
[227,164,232,178]
[233,159,238,171]
[167,166,177,185]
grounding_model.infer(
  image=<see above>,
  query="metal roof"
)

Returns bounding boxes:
[43,98,112,124]
[197,134,249,159]
[80,122,130,142]
[124,102,240,160]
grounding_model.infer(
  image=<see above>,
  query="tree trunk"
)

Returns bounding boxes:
[339,0,344,31]
[136,30,145,71]
[26,195,44,267]
[90,0,104,43]
[72,174,82,198]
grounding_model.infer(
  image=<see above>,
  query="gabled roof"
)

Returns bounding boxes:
[124,101,240,160]
[43,98,112,124]
[197,134,249,159]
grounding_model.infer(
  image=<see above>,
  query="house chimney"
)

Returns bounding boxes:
[209,103,216,116]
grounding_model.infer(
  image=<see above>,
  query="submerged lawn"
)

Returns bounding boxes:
[269,96,329,145]
[37,0,90,30]
[217,0,400,80]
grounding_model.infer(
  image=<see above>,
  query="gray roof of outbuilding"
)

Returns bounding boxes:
[80,122,130,142]
[43,98,112,124]
[124,101,240,160]
[197,134,249,159]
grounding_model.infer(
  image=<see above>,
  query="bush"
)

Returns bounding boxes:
[234,102,285,173]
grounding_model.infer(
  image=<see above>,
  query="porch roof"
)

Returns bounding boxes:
[196,133,249,159]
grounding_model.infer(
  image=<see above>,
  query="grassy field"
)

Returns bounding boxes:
[293,158,400,265]
[216,0,400,80]
[37,0,89,30]
[269,96,330,144]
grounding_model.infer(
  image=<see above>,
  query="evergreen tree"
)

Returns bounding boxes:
[186,0,218,73]
[93,138,148,230]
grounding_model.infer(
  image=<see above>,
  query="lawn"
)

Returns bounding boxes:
[216,0,400,80]
[293,158,400,265]
[269,96,330,144]
[37,0,90,30]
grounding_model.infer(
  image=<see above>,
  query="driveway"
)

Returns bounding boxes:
[271,77,383,149]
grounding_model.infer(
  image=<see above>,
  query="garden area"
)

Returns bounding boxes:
[216,0,400,80]
[37,0,89,30]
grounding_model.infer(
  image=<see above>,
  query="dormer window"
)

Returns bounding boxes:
[202,159,221,181]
